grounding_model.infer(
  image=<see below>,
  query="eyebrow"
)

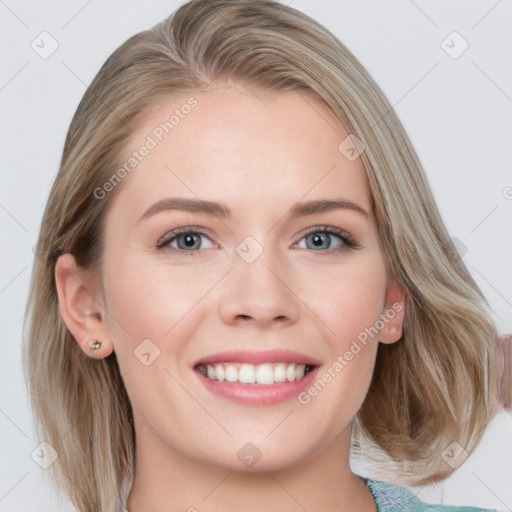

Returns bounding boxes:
[136,196,370,223]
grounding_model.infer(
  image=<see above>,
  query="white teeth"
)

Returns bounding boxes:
[203,362,310,385]
[256,363,274,385]
[286,363,296,382]
[273,363,287,383]
[214,364,224,382]
[238,364,256,384]
[225,364,238,383]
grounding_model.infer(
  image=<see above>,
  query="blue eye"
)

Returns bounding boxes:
[156,226,359,255]
[156,228,215,253]
[294,226,359,254]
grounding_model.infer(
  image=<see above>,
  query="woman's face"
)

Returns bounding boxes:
[88,85,403,470]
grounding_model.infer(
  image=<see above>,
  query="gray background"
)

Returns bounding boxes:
[1,0,511,510]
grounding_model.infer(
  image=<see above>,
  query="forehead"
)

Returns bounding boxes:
[110,85,371,221]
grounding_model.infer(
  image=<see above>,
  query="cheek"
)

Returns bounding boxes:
[102,259,180,352]
[306,263,386,413]
[103,257,218,352]
[308,259,387,345]
[299,271,384,429]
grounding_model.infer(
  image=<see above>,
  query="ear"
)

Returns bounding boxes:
[378,277,405,344]
[54,253,114,359]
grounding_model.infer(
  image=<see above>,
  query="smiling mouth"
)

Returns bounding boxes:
[196,362,316,385]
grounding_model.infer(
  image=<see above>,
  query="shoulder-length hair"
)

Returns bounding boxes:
[23,0,501,510]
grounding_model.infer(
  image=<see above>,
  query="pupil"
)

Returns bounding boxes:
[181,234,199,249]
[310,233,328,249]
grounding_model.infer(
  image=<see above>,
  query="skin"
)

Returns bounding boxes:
[55,84,405,512]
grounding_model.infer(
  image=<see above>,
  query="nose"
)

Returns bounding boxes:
[217,246,301,328]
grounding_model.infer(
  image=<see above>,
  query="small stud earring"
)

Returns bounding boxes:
[89,340,102,350]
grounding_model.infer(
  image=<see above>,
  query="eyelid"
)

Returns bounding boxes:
[294,225,357,244]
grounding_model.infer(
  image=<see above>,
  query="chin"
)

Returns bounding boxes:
[197,437,319,474]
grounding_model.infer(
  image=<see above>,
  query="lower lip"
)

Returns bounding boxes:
[194,366,320,406]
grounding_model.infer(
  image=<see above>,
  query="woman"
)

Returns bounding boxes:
[23,1,504,510]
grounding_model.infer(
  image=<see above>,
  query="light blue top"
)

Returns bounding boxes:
[363,478,502,511]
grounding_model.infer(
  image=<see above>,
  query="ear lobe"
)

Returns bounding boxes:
[379,278,406,344]
[54,253,113,358]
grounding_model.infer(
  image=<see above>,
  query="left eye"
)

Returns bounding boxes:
[156,228,214,252]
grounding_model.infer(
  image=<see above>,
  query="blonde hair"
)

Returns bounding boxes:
[23,0,502,510]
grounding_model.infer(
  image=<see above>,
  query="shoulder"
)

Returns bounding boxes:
[366,479,502,512]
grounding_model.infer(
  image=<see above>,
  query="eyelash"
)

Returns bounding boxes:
[155,225,361,256]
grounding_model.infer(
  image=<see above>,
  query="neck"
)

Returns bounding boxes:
[126,422,376,512]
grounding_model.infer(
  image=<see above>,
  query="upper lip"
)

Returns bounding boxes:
[193,349,322,367]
